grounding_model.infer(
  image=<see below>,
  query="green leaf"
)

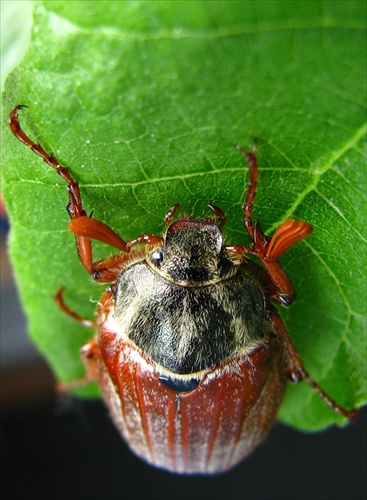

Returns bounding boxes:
[1,0,366,431]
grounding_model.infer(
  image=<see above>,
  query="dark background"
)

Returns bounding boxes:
[1,220,366,500]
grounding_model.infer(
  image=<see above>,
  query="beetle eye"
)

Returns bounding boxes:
[150,250,164,266]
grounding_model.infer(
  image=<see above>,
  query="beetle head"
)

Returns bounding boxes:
[149,219,236,286]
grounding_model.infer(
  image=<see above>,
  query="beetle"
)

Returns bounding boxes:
[9,105,358,474]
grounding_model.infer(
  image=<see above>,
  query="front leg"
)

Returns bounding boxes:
[228,143,313,306]
[9,105,163,282]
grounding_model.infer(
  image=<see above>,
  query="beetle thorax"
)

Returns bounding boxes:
[148,219,236,286]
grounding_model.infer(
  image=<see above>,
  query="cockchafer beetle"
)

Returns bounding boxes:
[9,105,359,474]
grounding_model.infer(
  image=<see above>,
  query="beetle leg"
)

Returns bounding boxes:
[9,105,163,281]
[10,106,92,221]
[57,338,100,392]
[9,106,130,274]
[54,288,96,327]
[235,143,313,306]
[236,141,258,241]
[267,306,360,419]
